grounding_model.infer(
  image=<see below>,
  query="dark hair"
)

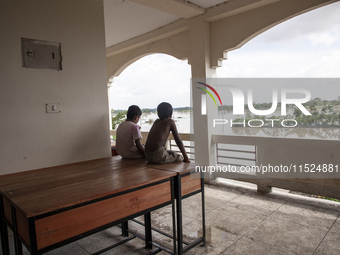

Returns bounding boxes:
[157,102,173,120]
[127,105,142,119]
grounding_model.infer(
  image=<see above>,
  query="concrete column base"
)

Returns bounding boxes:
[257,184,272,194]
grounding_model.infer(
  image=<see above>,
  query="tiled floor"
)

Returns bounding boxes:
[2,179,340,255]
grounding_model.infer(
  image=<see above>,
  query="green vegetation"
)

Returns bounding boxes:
[111,110,126,129]
[174,106,192,112]
[112,107,192,116]
[135,107,192,114]
[324,197,340,202]
[141,108,156,114]
[290,191,340,203]
[111,107,192,130]
[294,97,340,127]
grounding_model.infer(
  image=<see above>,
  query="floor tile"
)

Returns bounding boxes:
[271,201,339,231]
[182,223,237,255]
[206,204,266,236]
[76,226,144,255]
[246,216,328,254]
[314,216,340,255]
[227,193,285,216]
[180,185,240,222]
[221,236,298,255]
[322,216,340,243]
[12,241,88,255]
[204,186,242,212]
[45,243,89,255]
[314,239,340,255]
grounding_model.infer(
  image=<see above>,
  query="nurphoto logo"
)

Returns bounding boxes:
[196,79,314,128]
[196,82,223,106]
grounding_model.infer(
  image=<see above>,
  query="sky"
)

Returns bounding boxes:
[109,2,340,110]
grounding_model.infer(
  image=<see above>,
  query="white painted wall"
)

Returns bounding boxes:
[0,0,111,174]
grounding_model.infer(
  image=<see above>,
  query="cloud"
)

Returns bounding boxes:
[248,2,340,47]
[218,2,340,78]
[109,54,191,110]
[218,46,340,78]
[306,28,340,47]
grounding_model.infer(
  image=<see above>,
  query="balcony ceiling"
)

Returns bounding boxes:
[104,0,274,48]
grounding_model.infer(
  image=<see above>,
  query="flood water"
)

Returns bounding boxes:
[140,111,340,140]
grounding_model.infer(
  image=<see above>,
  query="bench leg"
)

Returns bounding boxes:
[201,175,206,247]
[11,206,23,255]
[144,213,152,250]
[176,176,183,255]
[0,196,10,255]
[121,221,129,237]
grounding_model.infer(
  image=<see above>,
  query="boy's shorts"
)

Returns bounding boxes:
[145,146,183,164]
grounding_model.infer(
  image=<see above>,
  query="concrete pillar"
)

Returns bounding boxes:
[189,17,218,183]
[107,78,113,131]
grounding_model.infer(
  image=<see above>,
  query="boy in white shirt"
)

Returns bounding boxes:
[116,105,145,159]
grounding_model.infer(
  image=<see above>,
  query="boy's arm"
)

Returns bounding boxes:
[135,139,145,156]
[170,120,190,162]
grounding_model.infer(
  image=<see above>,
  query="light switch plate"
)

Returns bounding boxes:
[46,103,61,113]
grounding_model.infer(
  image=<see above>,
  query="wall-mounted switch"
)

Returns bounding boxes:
[46,103,61,114]
[26,49,34,57]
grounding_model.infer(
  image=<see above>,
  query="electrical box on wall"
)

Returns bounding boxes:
[21,38,62,70]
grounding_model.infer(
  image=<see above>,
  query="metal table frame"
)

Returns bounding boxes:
[0,174,177,255]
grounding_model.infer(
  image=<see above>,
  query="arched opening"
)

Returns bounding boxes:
[108,53,191,133]
[212,2,340,197]
[213,2,340,140]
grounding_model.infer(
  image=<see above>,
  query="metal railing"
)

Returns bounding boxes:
[216,143,256,175]
[168,133,195,161]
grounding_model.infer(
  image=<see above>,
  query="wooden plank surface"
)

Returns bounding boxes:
[112,157,197,175]
[1,163,148,199]
[181,172,201,196]
[0,157,176,218]
[0,158,119,188]
[0,157,199,219]
[35,181,172,249]
[148,161,197,175]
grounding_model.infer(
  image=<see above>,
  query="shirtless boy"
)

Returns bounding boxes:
[145,102,190,163]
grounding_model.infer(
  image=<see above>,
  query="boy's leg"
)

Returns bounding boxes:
[165,150,183,163]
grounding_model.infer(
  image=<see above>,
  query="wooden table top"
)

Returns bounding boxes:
[0,157,177,218]
[150,161,197,174]
[115,157,197,175]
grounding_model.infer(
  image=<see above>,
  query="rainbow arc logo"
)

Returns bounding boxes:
[196,82,223,106]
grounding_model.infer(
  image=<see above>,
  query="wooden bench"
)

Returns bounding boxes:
[117,158,205,254]
[0,157,205,255]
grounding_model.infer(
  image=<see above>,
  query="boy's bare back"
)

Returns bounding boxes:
[145,118,175,152]
[145,102,190,163]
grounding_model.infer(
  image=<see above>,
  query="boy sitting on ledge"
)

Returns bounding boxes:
[116,105,145,159]
[145,102,190,164]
